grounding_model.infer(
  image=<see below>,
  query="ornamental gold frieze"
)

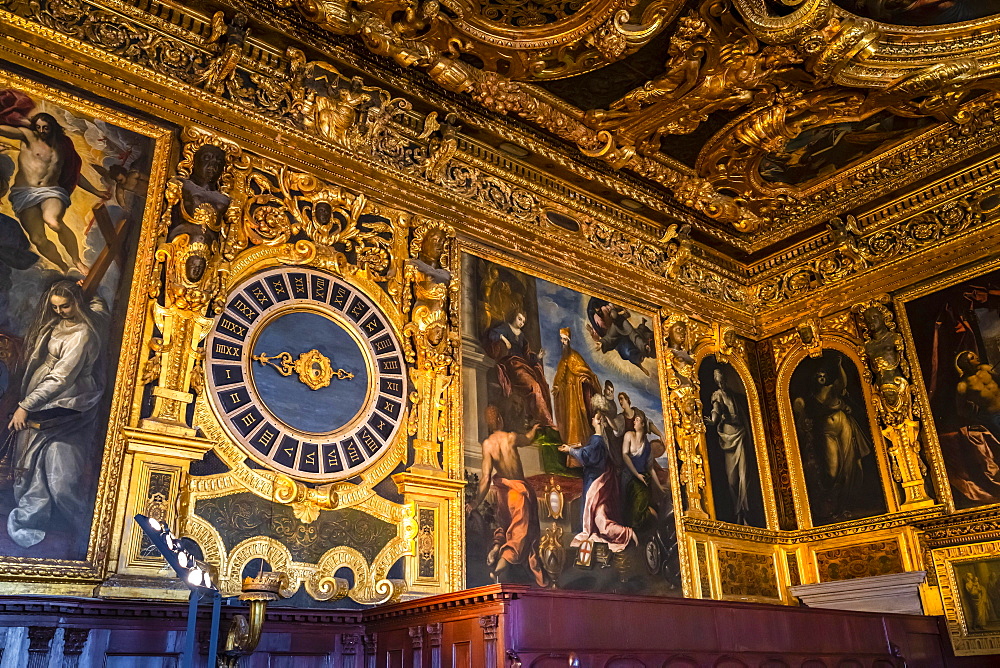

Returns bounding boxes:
[751,95,1000,241]
[917,508,1000,548]
[751,190,998,320]
[269,0,760,231]
[735,0,1000,87]
[0,0,757,314]
[685,505,942,546]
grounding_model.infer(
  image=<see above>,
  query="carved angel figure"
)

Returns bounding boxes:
[314,75,370,148]
[196,13,249,94]
[419,112,460,182]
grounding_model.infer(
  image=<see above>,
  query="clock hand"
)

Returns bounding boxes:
[254,349,354,390]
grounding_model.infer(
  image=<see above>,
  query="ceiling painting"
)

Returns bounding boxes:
[758,113,936,187]
[833,0,996,26]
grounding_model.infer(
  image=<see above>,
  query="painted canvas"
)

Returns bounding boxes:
[904,268,1000,509]
[953,557,1000,632]
[788,350,887,526]
[698,355,767,527]
[758,113,934,187]
[0,79,156,561]
[462,254,681,595]
[833,0,995,26]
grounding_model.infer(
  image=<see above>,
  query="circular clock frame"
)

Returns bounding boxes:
[204,267,408,483]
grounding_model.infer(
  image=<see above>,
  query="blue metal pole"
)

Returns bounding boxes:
[182,589,200,668]
[207,590,222,667]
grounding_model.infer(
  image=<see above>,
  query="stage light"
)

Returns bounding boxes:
[187,568,205,587]
[133,514,216,593]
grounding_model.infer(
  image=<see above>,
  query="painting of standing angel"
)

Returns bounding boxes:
[0,82,153,560]
[789,350,887,526]
[463,255,681,596]
[905,268,1000,509]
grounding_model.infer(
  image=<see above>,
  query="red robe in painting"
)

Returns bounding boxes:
[491,475,547,587]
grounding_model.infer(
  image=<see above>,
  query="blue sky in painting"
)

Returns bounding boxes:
[534,277,665,436]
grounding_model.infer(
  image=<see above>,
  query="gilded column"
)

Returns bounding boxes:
[852,296,933,510]
[662,312,709,519]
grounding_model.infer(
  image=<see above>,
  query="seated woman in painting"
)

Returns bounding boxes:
[483,308,554,428]
[6,280,106,548]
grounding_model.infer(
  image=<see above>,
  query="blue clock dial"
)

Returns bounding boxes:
[205,268,406,482]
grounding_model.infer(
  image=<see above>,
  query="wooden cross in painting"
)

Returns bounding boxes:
[82,201,130,297]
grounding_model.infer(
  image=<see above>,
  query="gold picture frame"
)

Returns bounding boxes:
[0,66,171,583]
[933,539,1000,656]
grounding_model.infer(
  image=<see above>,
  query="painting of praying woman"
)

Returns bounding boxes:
[698,355,767,528]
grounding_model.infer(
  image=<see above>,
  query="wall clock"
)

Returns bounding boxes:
[205,267,406,482]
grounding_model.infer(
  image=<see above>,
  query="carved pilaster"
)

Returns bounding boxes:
[403,220,459,472]
[342,633,360,668]
[662,312,708,518]
[480,614,499,668]
[101,428,213,598]
[141,129,248,436]
[363,633,377,668]
[393,473,466,595]
[426,622,443,668]
[62,628,90,668]
[27,626,56,668]
[852,296,933,510]
[409,625,425,668]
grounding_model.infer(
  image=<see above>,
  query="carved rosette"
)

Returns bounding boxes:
[661,311,708,519]
[851,295,932,510]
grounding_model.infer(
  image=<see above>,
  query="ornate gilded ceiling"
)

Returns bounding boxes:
[9,0,997,325]
[259,0,1000,253]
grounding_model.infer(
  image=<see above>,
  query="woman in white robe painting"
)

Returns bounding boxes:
[7,280,106,549]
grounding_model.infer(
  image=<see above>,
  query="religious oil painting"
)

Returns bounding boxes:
[953,557,1000,633]
[698,355,767,528]
[758,112,934,187]
[462,253,682,596]
[788,350,887,526]
[0,73,162,565]
[936,542,1000,657]
[833,0,996,26]
[904,267,1000,510]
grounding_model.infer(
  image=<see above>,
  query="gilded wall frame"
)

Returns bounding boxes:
[894,256,1000,517]
[458,238,692,597]
[0,67,170,582]
[933,538,1000,656]
[776,336,898,529]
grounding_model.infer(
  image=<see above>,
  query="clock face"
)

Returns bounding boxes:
[205,267,406,482]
